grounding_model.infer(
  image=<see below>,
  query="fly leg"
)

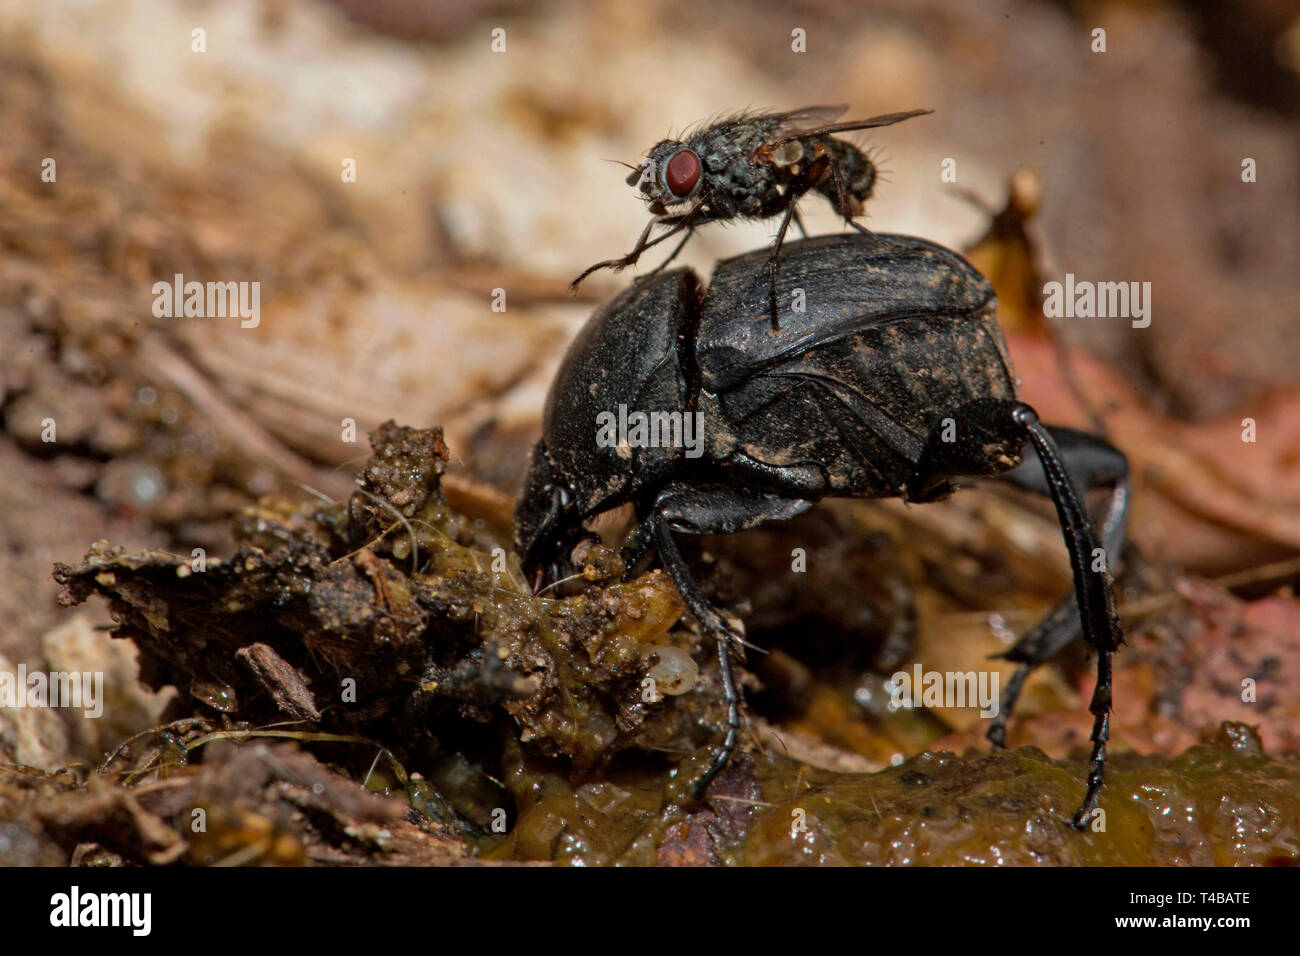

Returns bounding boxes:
[766,203,797,332]
[826,161,872,238]
[642,226,696,278]
[792,206,809,239]
[571,203,705,290]
[571,218,681,290]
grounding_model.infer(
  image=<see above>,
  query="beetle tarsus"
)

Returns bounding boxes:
[1072,649,1113,830]
[985,663,1029,750]
[692,634,742,800]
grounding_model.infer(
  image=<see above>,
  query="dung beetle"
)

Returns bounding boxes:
[517,232,1128,829]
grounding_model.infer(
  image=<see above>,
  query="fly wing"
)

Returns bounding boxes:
[695,233,997,393]
[756,107,851,163]
[763,105,850,130]
[769,108,932,146]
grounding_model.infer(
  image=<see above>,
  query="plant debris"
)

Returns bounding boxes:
[1,421,1286,866]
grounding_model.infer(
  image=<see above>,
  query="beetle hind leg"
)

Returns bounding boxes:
[920,400,1126,827]
[986,427,1129,752]
[1007,405,1125,829]
[984,604,1073,751]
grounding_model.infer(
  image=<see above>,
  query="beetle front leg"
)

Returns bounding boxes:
[652,519,743,798]
[625,482,815,799]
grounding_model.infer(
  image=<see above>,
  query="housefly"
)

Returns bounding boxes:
[571,106,932,328]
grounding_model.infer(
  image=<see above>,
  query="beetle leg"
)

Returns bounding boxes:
[1009,405,1124,829]
[622,501,770,654]
[619,516,658,579]
[766,203,798,331]
[987,428,1129,750]
[985,602,1074,750]
[724,449,828,499]
[624,482,815,798]
[652,520,742,798]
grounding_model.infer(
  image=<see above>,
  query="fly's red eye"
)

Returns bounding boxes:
[664,149,701,197]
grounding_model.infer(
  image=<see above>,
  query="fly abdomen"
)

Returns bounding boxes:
[817,140,878,213]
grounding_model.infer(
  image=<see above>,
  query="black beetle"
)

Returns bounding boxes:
[517,232,1128,829]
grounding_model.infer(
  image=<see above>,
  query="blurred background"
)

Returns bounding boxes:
[2,0,1299,778]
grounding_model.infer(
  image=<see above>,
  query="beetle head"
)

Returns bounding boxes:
[514,443,586,590]
[628,140,703,210]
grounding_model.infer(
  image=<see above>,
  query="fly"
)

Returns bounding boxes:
[571,105,932,328]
